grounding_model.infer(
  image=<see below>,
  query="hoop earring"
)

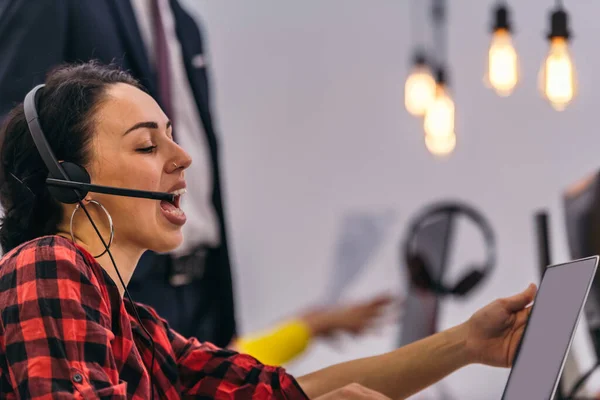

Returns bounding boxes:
[70,200,114,258]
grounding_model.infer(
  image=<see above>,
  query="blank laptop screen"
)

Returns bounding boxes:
[502,257,598,399]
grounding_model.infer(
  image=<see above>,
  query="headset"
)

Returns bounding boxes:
[401,201,496,297]
[23,84,167,398]
[24,84,174,204]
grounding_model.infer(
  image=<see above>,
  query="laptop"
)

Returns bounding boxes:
[502,256,599,399]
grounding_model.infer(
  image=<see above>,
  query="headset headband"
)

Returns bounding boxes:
[23,84,71,183]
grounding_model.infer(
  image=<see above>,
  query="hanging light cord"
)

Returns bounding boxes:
[556,0,564,7]
[409,0,423,53]
[431,0,447,76]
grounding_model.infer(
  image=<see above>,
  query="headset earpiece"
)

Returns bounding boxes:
[452,269,485,296]
[49,162,91,204]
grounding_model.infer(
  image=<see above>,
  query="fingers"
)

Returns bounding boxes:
[502,283,537,312]
[363,294,396,309]
[512,305,533,329]
[327,294,402,336]
[508,324,527,365]
[360,295,403,329]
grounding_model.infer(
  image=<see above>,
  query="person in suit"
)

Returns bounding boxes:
[0,0,235,347]
[0,0,396,362]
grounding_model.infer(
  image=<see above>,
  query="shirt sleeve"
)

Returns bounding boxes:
[0,242,127,399]
[234,319,312,366]
[168,328,309,399]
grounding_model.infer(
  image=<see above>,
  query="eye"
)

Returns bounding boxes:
[136,145,157,154]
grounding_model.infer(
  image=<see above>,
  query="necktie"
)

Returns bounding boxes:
[150,0,174,125]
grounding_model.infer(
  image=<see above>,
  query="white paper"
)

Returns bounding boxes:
[322,209,397,305]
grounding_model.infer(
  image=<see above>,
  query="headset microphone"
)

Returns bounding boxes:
[45,178,175,202]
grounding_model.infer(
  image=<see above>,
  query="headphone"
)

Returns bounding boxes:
[23,84,163,399]
[402,201,496,297]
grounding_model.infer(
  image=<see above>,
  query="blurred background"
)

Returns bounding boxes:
[2,0,597,398]
[182,0,600,398]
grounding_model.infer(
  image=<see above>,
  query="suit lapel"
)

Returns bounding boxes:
[106,0,156,94]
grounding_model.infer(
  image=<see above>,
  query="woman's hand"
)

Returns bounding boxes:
[462,283,537,367]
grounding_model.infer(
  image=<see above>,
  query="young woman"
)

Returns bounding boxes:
[0,61,535,399]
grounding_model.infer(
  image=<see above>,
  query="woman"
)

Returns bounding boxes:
[0,61,535,399]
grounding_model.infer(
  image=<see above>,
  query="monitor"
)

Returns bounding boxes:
[564,170,600,356]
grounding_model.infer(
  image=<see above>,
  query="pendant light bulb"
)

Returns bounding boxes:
[486,4,519,96]
[425,131,456,156]
[424,70,455,139]
[538,7,577,111]
[405,53,436,116]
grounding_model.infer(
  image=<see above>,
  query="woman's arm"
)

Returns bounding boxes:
[170,325,310,398]
[297,284,536,400]
[231,294,393,366]
[297,324,470,399]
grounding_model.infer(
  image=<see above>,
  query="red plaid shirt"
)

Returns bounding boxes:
[0,235,309,399]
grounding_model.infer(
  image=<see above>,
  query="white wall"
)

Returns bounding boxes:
[185,1,600,398]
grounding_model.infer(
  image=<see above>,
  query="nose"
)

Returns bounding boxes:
[168,143,192,173]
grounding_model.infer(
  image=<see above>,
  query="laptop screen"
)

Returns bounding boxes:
[502,257,599,399]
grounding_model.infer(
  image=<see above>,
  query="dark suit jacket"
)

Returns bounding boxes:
[0,0,237,347]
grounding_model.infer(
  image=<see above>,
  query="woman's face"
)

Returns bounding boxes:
[82,83,192,254]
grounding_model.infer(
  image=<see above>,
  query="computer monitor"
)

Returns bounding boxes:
[564,169,600,357]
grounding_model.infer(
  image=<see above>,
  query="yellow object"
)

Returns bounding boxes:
[486,28,519,96]
[405,65,436,117]
[235,320,312,366]
[539,36,577,111]
[425,131,456,157]
[423,84,455,140]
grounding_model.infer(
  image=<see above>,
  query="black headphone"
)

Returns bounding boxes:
[402,201,496,297]
[23,84,174,204]
[23,83,159,399]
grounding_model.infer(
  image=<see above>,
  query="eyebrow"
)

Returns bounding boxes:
[123,120,172,135]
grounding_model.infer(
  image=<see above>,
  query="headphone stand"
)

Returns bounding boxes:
[399,211,454,343]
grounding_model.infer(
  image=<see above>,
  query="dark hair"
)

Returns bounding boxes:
[0,61,142,254]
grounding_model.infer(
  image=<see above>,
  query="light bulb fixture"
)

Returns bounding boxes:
[425,131,456,156]
[405,51,436,116]
[424,69,455,140]
[538,4,577,111]
[486,3,519,96]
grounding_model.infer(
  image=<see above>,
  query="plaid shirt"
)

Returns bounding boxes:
[0,235,308,399]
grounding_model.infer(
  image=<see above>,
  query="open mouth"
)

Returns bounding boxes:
[169,188,186,208]
[160,188,187,217]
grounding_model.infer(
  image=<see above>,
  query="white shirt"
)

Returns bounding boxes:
[130,0,221,256]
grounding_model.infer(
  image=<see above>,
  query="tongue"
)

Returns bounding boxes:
[160,200,178,213]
